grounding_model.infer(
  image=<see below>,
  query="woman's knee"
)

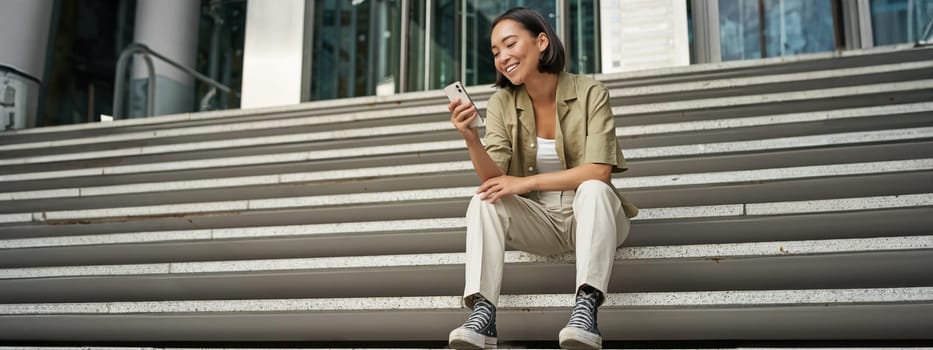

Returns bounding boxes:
[467,193,512,218]
[573,179,621,211]
[467,193,490,215]
[468,193,486,206]
[576,179,613,195]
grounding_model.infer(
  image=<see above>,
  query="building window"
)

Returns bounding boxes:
[310,0,401,100]
[567,0,599,74]
[309,0,599,100]
[430,0,459,90]
[718,0,837,61]
[871,0,933,45]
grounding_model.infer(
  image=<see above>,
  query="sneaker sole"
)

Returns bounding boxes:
[449,327,497,349]
[558,326,601,349]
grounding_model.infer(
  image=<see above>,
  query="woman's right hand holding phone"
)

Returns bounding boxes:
[449,98,479,138]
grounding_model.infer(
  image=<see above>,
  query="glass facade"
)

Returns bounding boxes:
[718,0,836,61]
[24,0,933,126]
[871,0,933,45]
[37,0,245,126]
[566,0,599,74]
[195,0,246,112]
[308,0,598,101]
[41,0,137,126]
[428,0,459,90]
[310,0,402,100]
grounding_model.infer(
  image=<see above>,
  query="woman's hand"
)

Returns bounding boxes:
[477,175,534,203]
[448,98,479,138]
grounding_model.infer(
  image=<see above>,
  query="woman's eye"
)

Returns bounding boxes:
[507,42,515,48]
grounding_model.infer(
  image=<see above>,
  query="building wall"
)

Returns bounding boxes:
[600,0,690,73]
[241,0,306,109]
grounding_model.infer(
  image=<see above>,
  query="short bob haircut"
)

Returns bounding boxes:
[491,7,566,88]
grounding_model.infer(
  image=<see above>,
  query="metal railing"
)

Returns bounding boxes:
[113,43,239,119]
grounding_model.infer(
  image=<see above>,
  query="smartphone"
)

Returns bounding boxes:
[444,81,483,128]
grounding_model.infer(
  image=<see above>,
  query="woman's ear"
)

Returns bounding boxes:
[537,32,549,52]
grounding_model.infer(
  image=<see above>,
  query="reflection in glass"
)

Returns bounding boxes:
[567,0,599,74]
[309,0,602,99]
[763,0,835,56]
[311,0,400,100]
[718,0,835,61]
[430,0,459,89]
[407,0,426,92]
[719,0,762,61]
[871,0,933,45]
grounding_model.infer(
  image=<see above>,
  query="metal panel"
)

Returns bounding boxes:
[691,0,722,63]
[241,0,305,108]
[0,0,53,80]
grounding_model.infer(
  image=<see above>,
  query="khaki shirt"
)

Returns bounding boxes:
[483,71,638,218]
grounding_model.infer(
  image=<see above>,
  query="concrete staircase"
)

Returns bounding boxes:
[0,45,931,348]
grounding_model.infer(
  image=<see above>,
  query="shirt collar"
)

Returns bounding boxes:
[555,71,576,122]
[513,71,577,111]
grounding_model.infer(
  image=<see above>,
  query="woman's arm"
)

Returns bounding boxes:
[449,99,505,182]
[476,163,610,202]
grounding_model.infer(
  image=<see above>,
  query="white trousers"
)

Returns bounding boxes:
[463,180,630,307]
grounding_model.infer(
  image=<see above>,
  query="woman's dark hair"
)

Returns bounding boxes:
[491,7,566,88]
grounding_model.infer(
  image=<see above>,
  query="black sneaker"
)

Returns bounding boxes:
[559,287,602,349]
[449,296,497,349]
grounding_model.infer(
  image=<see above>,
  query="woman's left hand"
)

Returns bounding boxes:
[477,175,534,203]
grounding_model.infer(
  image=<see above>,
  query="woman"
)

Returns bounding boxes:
[446,7,638,350]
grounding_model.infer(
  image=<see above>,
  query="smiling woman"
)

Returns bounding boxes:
[445,7,638,350]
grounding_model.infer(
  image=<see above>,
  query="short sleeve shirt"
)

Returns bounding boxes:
[483,71,638,218]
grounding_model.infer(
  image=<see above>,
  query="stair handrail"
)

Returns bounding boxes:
[112,43,240,119]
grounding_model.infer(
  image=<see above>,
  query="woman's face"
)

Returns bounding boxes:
[490,19,548,86]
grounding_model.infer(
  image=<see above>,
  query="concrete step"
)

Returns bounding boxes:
[1,194,930,267]
[4,137,930,203]
[2,121,929,187]
[0,235,929,302]
[2,75,931,164]
[6,100,930,174]
[1,100,930,184]
[0,89,462,146]
[1,159,929,224]
[0,287,930,341]
[1,158,928,208]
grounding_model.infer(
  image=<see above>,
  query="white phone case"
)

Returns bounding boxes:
[444,81,483,128]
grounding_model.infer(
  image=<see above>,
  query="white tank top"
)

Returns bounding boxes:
[535,137,563,173]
